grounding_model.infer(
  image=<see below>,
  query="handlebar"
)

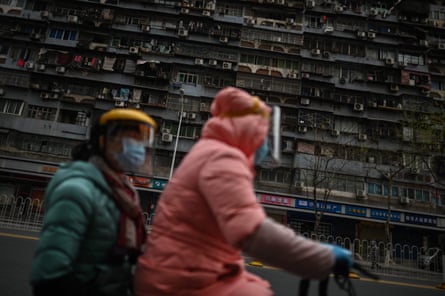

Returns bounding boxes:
[298,262,379,296]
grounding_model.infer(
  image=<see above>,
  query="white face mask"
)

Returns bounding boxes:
[113,137,146,171]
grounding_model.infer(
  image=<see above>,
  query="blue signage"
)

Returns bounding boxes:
[295,199,342,214]
[405,213,437,226]
[370,209,401,222]
[345,205,367,217]
[152,178,167,190]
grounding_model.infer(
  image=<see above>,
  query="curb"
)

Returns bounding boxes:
[436,283,445,289]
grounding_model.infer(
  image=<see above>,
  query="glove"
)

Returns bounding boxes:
[324,244,353,276]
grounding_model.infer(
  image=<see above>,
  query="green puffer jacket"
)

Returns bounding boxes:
[30,161,132,296]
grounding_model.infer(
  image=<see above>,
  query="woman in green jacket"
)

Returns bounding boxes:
[30,108,157,296]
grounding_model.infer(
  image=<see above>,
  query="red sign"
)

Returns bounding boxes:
[259,194,294,207]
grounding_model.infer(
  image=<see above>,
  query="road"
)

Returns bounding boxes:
[0,228,443,296]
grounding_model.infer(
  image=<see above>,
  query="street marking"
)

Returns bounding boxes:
[359,277,438,290]
[0,232,39,240]
[248,264,438,290]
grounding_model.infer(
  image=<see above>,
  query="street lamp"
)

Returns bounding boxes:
[169,89,184,179]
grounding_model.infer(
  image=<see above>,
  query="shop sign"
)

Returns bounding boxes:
[259,194,294,207]
[152,178,167,190]
[405,213,437,226]
[40,166,58,173]
[295,199,342,213]
[129,176,151,188]
[370,208,401,222]
[345,205,367,217]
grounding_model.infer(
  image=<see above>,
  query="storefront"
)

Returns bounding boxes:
[257,191,445,248]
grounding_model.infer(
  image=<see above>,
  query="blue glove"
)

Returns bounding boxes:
[325,244,353,276]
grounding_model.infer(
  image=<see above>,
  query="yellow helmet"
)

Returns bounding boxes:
[99,108,157,129]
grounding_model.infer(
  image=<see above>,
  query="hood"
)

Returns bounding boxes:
[45,161,110,201]
[201,87,271,159]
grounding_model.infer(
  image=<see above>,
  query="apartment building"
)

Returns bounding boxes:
[0,0,444,248]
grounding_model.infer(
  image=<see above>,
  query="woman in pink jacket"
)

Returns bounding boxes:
[134,87,352,295]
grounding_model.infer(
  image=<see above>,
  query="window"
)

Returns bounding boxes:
[415,189,430,202]
[177,71,198,85]
[259,168,292,184]
[49,28,77,41]
[0,99,23,115]
[368,183,382,195]
[27,105,56,121]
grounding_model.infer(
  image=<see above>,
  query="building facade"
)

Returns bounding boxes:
[0,0,444,249]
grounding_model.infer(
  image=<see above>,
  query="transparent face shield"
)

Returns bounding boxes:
[257,105,282,168]
[104,122,156,176]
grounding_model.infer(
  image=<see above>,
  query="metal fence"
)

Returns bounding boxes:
[0,195,442,282]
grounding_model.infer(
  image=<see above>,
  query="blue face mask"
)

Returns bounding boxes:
[254,138,269,165]
[114,137,146,171]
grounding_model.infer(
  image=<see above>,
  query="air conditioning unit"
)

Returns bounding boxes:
[323,25,334,33]
[56,66,66,74]
[209,59,218,66]
[50,93,59,100]
[370,8,378,16]
[311,48,321,56]
[161,128,171,134]
[178,28,189,37]
[358,133,367,141]
[67,15,79,24]
[367,32,376,39]
[390,84,399,92]
[277,0,285,4]
[368,156,375,163]
[354,103,364,111]
[40,92,49,99]
[331,129,340,137]
[357,31,366,38]
[419,39,428,47]
[222,62,232,69]
[25,61,34,70]
[399,196,410,205]
[219,36,229,43]
[298,126,307,133]
[306,0,315,8]
[142,25,151,32]
[180,8,189,14]
[356,189,366,199]
[300,98,310,105]
[438,43,445,50]
[246,18,256,26]
[188,113,197,120]
[40,10,49,19]
[31,33,41,40]
[302,73,310,78]
[178,111,187,118]
[202,10,211,16]
[289,73,298,79]
[335,6,344,12]
[162,133,173,143]
[115,100,125,107]
[195,58,204,65]
[385,57,394,65]
[129,47,139,54]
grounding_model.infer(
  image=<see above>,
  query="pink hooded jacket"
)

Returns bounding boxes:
[134,87,333,296]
